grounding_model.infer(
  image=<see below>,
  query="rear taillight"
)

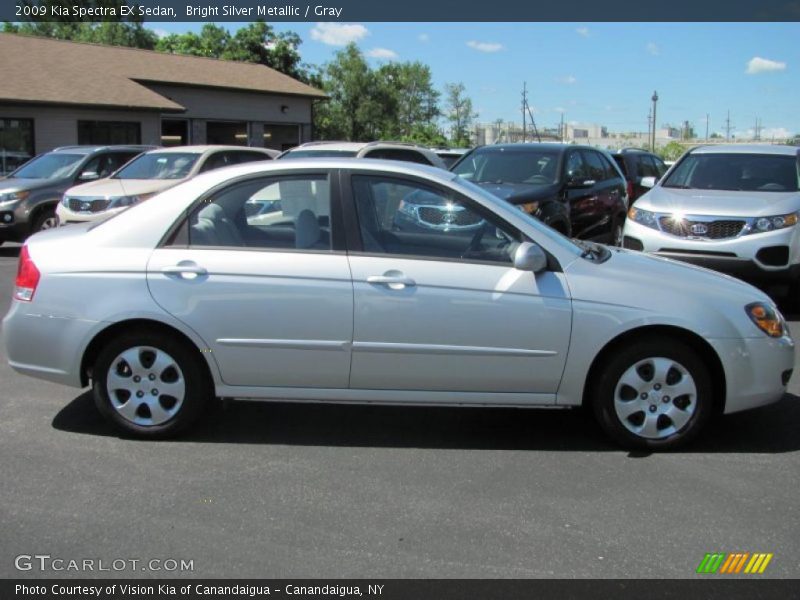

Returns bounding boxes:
[14,245,40,302]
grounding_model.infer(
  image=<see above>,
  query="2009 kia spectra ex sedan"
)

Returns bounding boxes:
[2,159,795,449]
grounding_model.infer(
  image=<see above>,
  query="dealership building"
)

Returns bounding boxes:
[0,33,325,173]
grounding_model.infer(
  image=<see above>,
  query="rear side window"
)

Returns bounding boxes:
[636,156,660,178]
[581,151,609,181]
[565,151,589,181]
[612,155,628,177]
[184,175,332,251]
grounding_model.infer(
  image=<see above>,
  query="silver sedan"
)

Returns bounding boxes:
[3,159,795,449]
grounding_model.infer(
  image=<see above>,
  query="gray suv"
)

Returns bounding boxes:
[0,145,153,243]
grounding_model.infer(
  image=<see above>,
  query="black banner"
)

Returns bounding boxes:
[3,580,800,600]
[3,0,800,22]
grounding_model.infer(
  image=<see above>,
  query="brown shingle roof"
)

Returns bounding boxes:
[0,33,325,112]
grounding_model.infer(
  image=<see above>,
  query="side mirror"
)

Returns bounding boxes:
[513,242,548,273]
[567,177,595,189]
[639,176,657,189]
[78,171,100,182]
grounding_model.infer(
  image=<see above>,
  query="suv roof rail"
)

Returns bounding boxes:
[364,140,425,149]
[617,147,650,153]
[52,144,157,152]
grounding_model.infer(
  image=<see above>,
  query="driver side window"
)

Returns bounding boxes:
[351,175,520,265]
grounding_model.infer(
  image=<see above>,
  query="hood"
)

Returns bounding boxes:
[474,181,560,204]
[637,186,800,217]
[66,178,180,198]
[0,177,64,194]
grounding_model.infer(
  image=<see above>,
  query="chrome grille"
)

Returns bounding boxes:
[658,217,745,239]
[66,197,111,213]
[417,206,482,228]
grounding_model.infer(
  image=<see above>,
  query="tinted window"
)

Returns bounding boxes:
[636,156,659,178]
[351,175,520,265]
[452,148,561,185]
[78,121,141,145]
[11,153,84,179]
[187,175,331,251]
[612,155,628,177]
[115,152,199,180]
[565,151,589,181]
[582,151,608,181]
[80,152,140,179]
[231,151,271,164]
[0,118,34,176]
[601,154,623,181]
[283,149,358,159]
[652,156,668,177]
[362,148,432,165]
[663,153,799,192]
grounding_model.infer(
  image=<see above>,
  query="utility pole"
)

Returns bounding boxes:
[521,82,527,143]
[560,112,565,142]
[724,110,733,141]
[705,114,709,141]
[651,91,659,152]
[754,117,761,141]
[647,108,652,149]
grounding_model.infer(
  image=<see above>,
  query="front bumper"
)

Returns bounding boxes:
[709,333,794,413]
[623,219,800,282]
[55,203,126,225]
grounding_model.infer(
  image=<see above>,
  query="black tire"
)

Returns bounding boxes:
[592,338,714,450]
[92,330,211,438]
[31,208,58,234]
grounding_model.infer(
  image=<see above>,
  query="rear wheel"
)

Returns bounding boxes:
[92,330,211,438]
[592,338,714,450]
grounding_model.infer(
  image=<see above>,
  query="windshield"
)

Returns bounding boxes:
[10,153,85,179]
[282,149,358,159]
[114,152,199,180]
[663,153,800,192]
[452,148,561,185]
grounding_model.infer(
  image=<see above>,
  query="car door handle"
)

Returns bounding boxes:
[161,264,208,278]
[367,275,416,288]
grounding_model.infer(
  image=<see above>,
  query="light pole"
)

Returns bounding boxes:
[651,91,659,152]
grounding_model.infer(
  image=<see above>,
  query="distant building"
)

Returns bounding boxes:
[0,33,325,166]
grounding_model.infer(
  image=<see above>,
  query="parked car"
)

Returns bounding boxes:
[623,144,800,304]
[4,159,793,449]
[0,145,153,243]
[56,145,278,225]
[451,143,629,244]
[610,148,669,202]
[432,148,469,169]
[280,141,447,169]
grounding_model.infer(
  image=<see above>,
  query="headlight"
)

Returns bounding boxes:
[61,194,69,207]
[108,195,139,208]
[745,302,786,338]
[627,206,658,229]
[0,190,30,205]
[746,212,798,235]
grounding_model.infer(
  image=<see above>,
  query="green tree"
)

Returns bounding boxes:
[658,141,691,161]
[4,0,157,49]
[375,62,440,139]
[444,82,477,147]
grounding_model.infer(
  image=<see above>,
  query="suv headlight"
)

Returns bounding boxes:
[745,212,798,235]
[0,190,30,205]
[745,302,787,338]
[627,206,658,229]
[61,194,69,207]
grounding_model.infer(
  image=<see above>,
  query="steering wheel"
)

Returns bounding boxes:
[463,222,490,258]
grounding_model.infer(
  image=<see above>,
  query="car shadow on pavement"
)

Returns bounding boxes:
[52,391,800,454]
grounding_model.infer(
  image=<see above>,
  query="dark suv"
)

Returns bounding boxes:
[610,148,668,202]
[448,143,628,244]
[0,145,153,243]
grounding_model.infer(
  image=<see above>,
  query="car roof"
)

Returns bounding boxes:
[145,145,275,155]
[689,144,799,156]
[474,143,576,152]
[50,145,156,155]
[288,141,366,152]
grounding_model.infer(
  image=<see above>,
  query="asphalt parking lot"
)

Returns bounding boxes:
[0,243,798,579]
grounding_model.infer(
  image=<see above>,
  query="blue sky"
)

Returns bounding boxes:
[150,22,800,138]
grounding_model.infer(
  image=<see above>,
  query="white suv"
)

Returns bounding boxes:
[624,144,800,302]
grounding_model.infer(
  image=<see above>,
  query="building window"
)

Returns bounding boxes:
[0,118,34,176]
[207,121,248,146]
[78,121,141,145]
[262,124,300,151]
[161,119,189,147]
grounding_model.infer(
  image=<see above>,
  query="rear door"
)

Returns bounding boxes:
[147,170,354,389]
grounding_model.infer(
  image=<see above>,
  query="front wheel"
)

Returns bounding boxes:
[31,208,58,234]
[92,331,211,438]
[592,339,714,450]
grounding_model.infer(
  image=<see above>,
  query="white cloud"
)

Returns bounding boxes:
[746,56,786,74]
[418,33,430,43]
[558,75,577,85]
[310,23,369,46]
[366,47,398,60]
[576,27,590,37]
[466,40,504,53]
[554,107,566,113]
[646,42,660,55]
